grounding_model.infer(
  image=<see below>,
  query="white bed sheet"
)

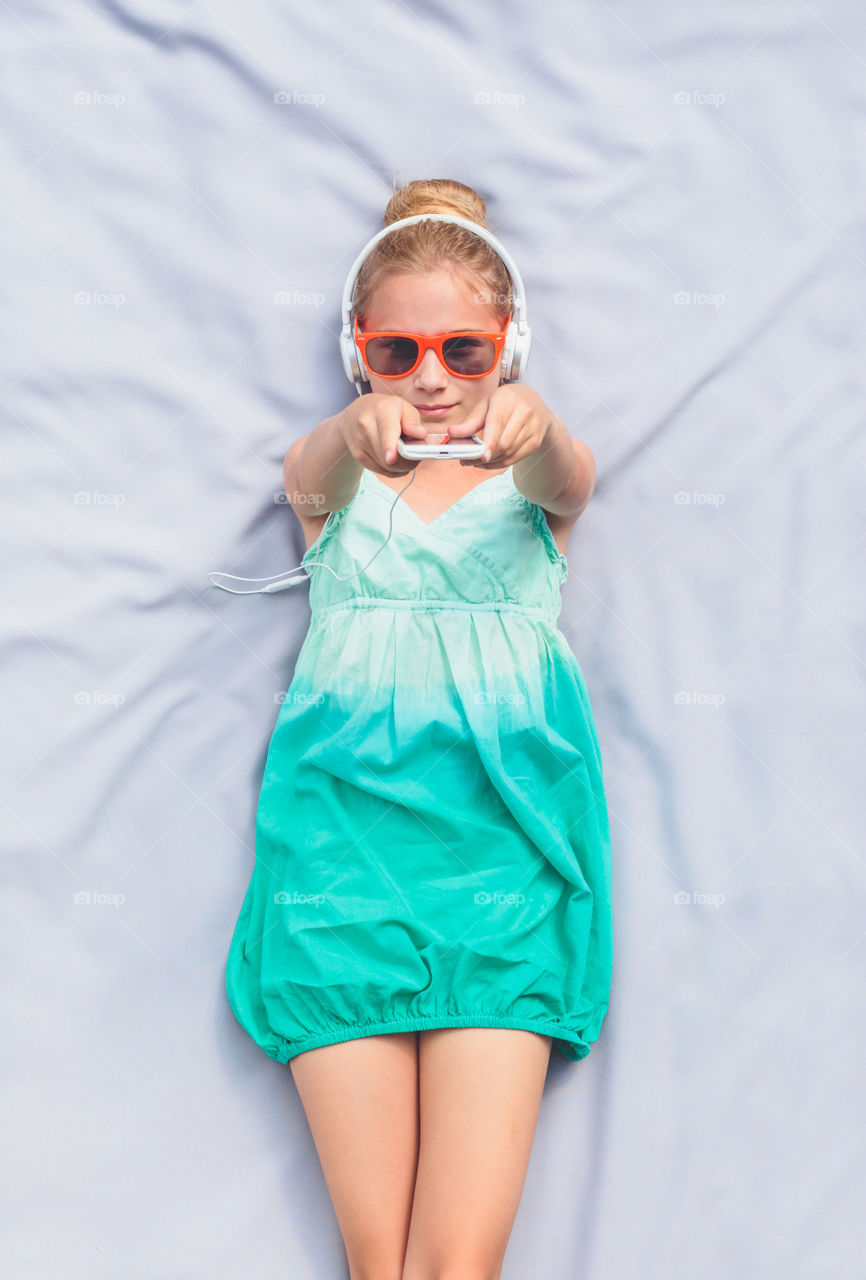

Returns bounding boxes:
[2,2,864,1276]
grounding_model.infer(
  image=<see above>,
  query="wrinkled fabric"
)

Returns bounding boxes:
[225,467,613,1062]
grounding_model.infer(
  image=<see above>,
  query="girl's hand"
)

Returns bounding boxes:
[336,395,428,476]
[446,385,552,469]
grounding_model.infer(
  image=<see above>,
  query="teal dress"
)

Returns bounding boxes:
[225,465,613,1064]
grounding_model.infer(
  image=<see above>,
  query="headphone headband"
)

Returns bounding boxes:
[340,212,528,330]
[339,212,531,394]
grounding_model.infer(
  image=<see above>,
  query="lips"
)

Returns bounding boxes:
[417,404,456,413]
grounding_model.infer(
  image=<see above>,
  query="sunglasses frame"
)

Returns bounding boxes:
[353,315,508,380]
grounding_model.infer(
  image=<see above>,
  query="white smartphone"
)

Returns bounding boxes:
[397,433,486,460]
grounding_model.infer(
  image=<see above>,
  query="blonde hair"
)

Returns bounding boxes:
[352,176,514,322]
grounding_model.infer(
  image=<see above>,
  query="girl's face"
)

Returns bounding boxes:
[358,267,508,426]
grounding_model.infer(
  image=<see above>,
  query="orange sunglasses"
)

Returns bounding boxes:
[353,315,507,379]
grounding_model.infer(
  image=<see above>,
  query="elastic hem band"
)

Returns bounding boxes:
[265,1012,593,1063]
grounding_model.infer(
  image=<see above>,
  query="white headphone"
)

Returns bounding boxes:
[340,212,532,395]
[208,211,530,594]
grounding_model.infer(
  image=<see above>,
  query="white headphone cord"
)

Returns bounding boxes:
[206,468,418,595]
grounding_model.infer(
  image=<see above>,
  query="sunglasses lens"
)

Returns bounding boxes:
[364,336,419,376]
[361,333,500,378]
[442,336,498,376]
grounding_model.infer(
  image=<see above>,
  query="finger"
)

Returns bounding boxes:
[379,400,417,468]
[478,407,524,464]
[400,399,427,440]
[378,407,409,468]
[466,391,515,460]
[445,398,488,439]
[493,421,533,465]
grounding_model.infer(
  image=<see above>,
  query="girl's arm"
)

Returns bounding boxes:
[513,414,596,518]
[283,410,363,517]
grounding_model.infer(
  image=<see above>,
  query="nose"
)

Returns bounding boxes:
[412,345,449,390]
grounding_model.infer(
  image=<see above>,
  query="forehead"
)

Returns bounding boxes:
[362,267,503,332]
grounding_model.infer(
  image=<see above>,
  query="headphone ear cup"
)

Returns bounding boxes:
[500,319,517,382]
[508,322,531,380]
[500,318,532,381]
[340,318,368,395]
[339,322,354,382]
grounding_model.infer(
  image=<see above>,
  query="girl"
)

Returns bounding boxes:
[225,177,613,1280]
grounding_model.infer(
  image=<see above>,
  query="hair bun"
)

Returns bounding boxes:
[352,176,513,325]
[384,177,488,229]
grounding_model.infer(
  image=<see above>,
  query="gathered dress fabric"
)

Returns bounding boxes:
[225,465,613,1063]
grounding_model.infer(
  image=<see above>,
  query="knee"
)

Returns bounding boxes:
[429,1272,498,1280]
[402,1259,501,1280]
[348,1246,407,1280]
[350,1262,403,1280]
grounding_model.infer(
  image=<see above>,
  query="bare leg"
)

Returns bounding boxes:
[401,1028,552,1280]
[289,1031,420,1280]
